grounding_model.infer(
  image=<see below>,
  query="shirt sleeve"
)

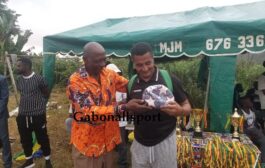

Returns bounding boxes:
[171,75,187,103]
[38,76,48,89]
[114,73,128,93]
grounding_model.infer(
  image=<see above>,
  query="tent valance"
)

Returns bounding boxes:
[44,1,265,58]
[43,1,265,133]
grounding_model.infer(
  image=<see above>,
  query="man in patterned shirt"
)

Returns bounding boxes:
[67,42,150,168]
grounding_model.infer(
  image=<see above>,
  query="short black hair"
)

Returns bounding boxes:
[130,42,153,57]
[235,83,243,92]
[17,57,32,69]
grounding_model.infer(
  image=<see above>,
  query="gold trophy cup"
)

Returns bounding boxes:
[231,108,241,140]
[176,116,182,138]
[192,108,204,138]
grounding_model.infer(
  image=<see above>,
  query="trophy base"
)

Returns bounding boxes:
[193,131,203,139]
[232,136,240,141]
[232,131,240,141]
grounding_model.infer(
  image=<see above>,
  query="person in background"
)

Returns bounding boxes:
[257,61,265,130]
[16,57,52,168]
[247,81,261,111]
[238,95,265,165]
[65,76,76,135]
[246,81,264,130]
[65,103,73,134]
[258,61,265,112]
[0,75,12,168]
[233,83,244,110]
[106,63,128,168]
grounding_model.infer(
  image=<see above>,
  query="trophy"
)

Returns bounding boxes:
[192,108,204,138]
[231,108,241,140]
[176,116,182,138]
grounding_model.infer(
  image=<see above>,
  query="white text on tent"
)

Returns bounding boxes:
[160,41,182,53]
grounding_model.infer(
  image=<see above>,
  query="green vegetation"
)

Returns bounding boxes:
[21,57,262,108]
[157,58,203,107]
[236,60,264,92]
[1,54,263,107]
[0,0,33,61]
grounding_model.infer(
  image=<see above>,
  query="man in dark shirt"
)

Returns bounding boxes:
[238,95,265,165]
[16,57,52,168]
[0,75,12,168]
[126,42,191,168]
[233,83,244,110]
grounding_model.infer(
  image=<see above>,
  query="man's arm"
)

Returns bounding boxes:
[39,76,50,99]
[0,77,9,118]
[114,72,128,93]
[40,86,50,99]
[67,75,119,116]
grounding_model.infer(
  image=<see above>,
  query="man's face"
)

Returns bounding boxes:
[245,98,253,108]
[132,52,155,80]
[83,47,106,75]
[241,98,253,108]
[16,61,25,74]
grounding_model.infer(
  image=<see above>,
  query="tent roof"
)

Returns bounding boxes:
[44,1,265,57]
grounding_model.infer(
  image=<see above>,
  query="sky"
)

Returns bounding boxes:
[7,0,263,53]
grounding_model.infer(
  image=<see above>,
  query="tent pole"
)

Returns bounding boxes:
[203,67,210,129]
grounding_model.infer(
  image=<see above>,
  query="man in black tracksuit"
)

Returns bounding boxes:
[16,57,52,168]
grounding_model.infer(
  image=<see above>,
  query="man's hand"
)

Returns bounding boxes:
[40,86,50,99]
[160,101,182,117]
[126,99,152,113]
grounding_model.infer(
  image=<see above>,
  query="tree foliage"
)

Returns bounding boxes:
[0,0,32,58]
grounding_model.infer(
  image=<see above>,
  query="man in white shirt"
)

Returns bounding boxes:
[239,95,265,164]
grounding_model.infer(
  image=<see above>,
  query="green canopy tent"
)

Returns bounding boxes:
[43,1,265,133]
